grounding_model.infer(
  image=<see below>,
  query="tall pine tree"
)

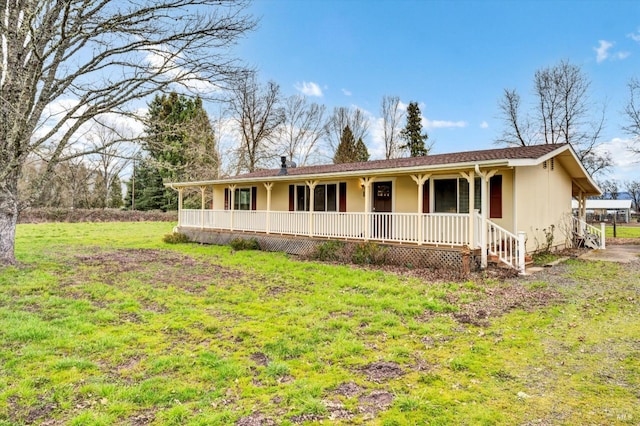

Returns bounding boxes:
[137,92,219,210]
[333,126,370,163]
[400,102,430,157]
[333,125,356,164]
[355,138,370,162]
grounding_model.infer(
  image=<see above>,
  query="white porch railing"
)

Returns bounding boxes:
[479,212,526,274]
[179,209,470,246]
[571,216,605,249]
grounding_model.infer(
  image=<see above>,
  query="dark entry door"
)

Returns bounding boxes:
[372,182,392,239]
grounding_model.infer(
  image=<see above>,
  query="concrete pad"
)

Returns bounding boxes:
[579,244,640,263]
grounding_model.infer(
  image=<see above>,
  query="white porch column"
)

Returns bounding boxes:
[577,192,586,237]
[228,184,236,231]
[360,177,376,240]
[264,182,273,234]
[177,188,184,227]
[410,174,431,245]
[601,222,606,249]
[306,180,318,237]
[475,166,497,269]
[518,231,526,275]
[200,186,206,229]
[460,171,475,247]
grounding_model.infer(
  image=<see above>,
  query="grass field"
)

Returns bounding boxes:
[1,222,639,425]
[605,224,640,239]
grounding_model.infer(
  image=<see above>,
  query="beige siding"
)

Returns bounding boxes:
[395,176,419,212]
[515,158,572,253]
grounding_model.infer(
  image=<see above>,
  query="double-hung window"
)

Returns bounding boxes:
[432,177,483,214]
[224,187,256,210]
[292,183,338,212]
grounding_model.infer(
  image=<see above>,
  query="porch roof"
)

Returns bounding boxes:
[167,143,601,196]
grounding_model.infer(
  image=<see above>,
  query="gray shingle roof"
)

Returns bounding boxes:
[223,143,568,180]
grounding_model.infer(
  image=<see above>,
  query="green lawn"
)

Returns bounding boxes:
[1,222,638,425]
[605,224,640,238]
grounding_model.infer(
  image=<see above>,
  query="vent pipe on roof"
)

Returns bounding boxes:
[278,156,288,175]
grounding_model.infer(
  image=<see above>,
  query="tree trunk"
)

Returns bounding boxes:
[0,173,19,266]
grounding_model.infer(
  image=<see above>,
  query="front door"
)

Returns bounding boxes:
[372,181,392,239]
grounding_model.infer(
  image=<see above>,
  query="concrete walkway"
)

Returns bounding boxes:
[579,244,640,263]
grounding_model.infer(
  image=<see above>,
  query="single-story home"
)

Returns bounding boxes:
[571,199,633,223]
[167,143,602,274]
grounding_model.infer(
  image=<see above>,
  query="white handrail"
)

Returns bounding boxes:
[571,216,605,249]
[486,218,526,274]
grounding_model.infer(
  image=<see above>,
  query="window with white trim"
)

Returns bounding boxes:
[294,183,338,211]
[433,177,481,213]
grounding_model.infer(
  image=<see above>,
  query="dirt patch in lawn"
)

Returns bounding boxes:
[452,283,563,327]
[360,361,405,382]
[63,248,244,291]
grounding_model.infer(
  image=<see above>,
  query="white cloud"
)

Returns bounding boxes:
[593,40,630,63]
[616,51,631,60]
[341,88,352,96]
[628,30,640,42]
[593,137,639,180]
[480,121,489,129]
[594,40,613,63]
[294,81,323,97]
[144,46,218,94]
[424,119,467,129]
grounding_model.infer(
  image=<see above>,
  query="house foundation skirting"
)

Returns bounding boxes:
[178,227,480,273]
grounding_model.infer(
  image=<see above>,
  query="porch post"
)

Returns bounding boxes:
[518,231,526,275]
[460,171,475,247]
[306,180,318,237]
[475,166,497,269]
[200,186,206,229]
[600,222,606,249]
[410,174,431,245]
[228,184,236,231]
[360,177,375,240]
[578,191,586,237]
[264,182,273,234]
[177,188,184,227]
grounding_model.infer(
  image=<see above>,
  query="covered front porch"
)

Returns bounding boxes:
[173,168,526,273]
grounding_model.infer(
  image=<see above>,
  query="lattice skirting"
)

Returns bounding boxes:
[178,228,479,273]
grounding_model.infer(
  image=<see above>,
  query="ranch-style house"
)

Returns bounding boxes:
[167,143,603,274]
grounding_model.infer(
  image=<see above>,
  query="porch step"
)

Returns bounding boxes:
[488,254,533,269]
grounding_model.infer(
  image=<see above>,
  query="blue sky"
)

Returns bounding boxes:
[231,0,640,180]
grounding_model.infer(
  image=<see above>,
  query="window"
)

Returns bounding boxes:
[434,179,458,213]
[291,183,339,211]
[224,187,256,210]
[234,188,251,210]
[459,177,481,214]
[433,177,481,214]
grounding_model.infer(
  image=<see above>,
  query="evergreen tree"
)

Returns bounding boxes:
[400,102,430,157]
[109,175,124,208]
[144,92,218,208]
[125,161,167,211]
[333,125,357,164]
[355,138,370,162]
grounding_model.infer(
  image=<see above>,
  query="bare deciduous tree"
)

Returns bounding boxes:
[324,106,370,156]
[228,73,284,173]
[497,60,610,175]
[0,0,255,265]
[277,95,326,166]
[625,180,640,212]
[86,125,138,208]
[623,77,640,156]
[596,179,619,200]
[380,95,404,159]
